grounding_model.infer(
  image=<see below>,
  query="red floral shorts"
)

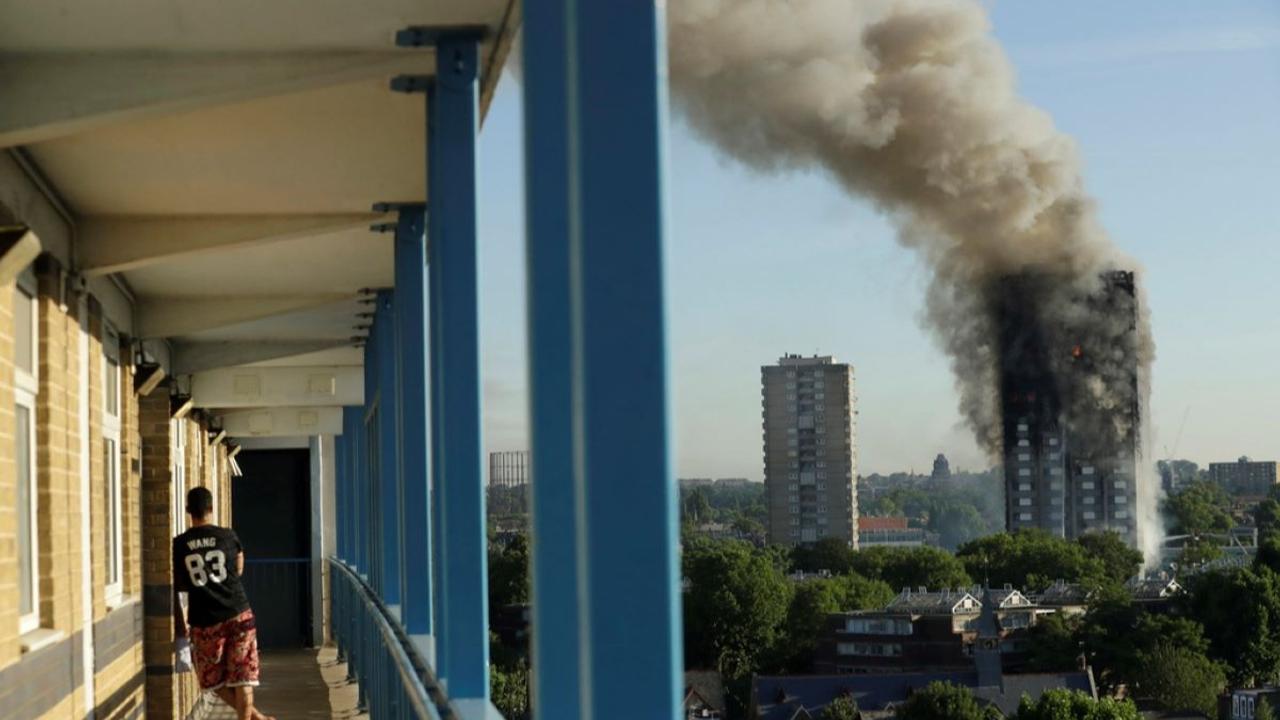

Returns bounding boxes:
[190,609,260,690]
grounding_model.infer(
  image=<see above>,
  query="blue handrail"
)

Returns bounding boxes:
[330,557,444,719]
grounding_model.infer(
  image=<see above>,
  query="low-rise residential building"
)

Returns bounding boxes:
[758,588,1094,719]
[814,586,1041,674]
[1227,687,1280,720]
[1035,581,1096,617]
[685,671,726,719]
[1126,575,1183,608]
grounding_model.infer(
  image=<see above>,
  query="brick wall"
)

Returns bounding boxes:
[0,257,231,719]
[139,388,235,720]
[34,260,76,638]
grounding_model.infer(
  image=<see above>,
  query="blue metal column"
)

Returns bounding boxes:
[424,82,451,685]
[376,290,403,611]
[393,206,435,646]
[523,2,682,717]
[520,4,581,716]
[335,433,348,562]
[362,319,377,584]
[428,33,489,704]
[345,405,362,573]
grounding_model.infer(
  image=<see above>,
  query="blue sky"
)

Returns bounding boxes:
[475,0,1280,478]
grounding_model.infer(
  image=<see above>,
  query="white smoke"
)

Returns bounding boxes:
[665,0,1163,562]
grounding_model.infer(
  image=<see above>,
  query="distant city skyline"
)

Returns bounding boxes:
[474,1,1280,479]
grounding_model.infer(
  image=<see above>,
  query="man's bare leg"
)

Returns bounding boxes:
[215,686,272,712]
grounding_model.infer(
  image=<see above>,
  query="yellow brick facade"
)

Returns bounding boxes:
[0,257,237,720]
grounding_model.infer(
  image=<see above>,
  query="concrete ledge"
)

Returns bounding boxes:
[20,628,65,654]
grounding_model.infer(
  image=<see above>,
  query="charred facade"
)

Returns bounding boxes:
[997,271,1140,545]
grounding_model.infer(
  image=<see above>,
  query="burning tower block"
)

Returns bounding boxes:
[996,270,1141,546]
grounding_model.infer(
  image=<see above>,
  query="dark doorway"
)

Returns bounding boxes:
[233,448,312,649]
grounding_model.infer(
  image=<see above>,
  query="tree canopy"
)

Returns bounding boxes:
[1011,689,1140,720]
[791,540,972,592]
[822,694,860,720]
[1184,565,1280,685]
[892,682,996,720]
[682,538,793,679]
[488,532,530,608]
[1164,479,1234,535]
[956,530,1136,592]
[779,574,894,671]
[1133,643,1227,718]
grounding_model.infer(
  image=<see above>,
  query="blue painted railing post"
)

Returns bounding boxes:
[376,289,403,613]
[428,32,490,709]
[520,3,581,717]
[393,205,435,654]
[523,2,683,717]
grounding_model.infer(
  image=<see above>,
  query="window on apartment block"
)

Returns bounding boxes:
[103,324,124,602]
[15,271,40,633]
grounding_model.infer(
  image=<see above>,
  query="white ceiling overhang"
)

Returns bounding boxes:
[0,0,520,437]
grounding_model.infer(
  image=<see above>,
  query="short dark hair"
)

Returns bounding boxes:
[186,487,214,519]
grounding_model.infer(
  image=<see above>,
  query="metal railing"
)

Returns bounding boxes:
[330,558,444,719]
[242,558,312,649]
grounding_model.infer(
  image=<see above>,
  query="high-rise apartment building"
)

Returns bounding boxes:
[997,271,1141,545]
[1209,457,1278,497]
[761,354,859,546]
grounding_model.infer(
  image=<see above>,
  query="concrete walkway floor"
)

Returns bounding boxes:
[204,646,366,719]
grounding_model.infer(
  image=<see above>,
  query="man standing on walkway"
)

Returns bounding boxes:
[173,487,275,720]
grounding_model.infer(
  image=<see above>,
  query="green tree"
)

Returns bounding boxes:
[792,537,855,575]
[893,682,991,720]
[1179,535,1224,567]
[1076,532,1144,584]
[1258,697,1276,720]
[1022,610,1081,672]
[1012,689,1140,719]
[822,694,860,720]
[1256,500,1280,541]
[1134,643,1226,718]
[1256,535,1280,574]
[488,532,530,608]
[957,530,1101,591]
[731,512,766,539]
[848,546,971,591]
[1185,566,1280,685]
[490,662,530,720]
[927,501,992,550]
[1164,479,1234,535]
[780,575,894,671]
[682,539,793,678]
[685,487,713,524]
[1076,599,1210,691]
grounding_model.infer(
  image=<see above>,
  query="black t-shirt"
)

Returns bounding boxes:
[173,525,252,627]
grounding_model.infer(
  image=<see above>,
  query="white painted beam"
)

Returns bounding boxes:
[135,294,351,338]
[191,365,363,409]
[172,339,355,375]
[218,407,344,438]
[79,214,387,276]
[0,51,433,148]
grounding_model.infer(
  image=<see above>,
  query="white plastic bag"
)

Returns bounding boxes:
[175,636,193,673]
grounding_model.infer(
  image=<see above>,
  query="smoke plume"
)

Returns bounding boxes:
[666,0,1162,561]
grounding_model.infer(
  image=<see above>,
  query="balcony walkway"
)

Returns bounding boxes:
[205,647,365,720]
